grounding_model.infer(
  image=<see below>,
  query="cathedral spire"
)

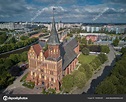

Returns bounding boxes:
[47,8,60,45]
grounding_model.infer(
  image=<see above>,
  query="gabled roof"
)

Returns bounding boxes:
[33,44,42,56]
[63,37,78,49]
[32,41,48,58]
[47,17,60,45]
[60,37,78,70]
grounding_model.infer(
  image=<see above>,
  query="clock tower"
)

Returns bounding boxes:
[47,9,61,60]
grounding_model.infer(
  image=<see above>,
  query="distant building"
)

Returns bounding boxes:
[0,22,15,30]
[45,22,64,31]
[86,35,98,42]
[81,26,102,33]
[80,33,106,36]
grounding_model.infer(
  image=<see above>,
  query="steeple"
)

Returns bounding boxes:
[47,8,60,45]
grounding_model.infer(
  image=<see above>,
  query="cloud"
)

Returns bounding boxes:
[0,0,126,23]
[30,3,126,23]
[0,0,29,18]
[104,0,126,4]
[34,0,77,5]
[31,6,67,21]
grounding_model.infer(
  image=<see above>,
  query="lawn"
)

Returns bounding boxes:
[20,73,28,82]
[20,73,35,89]
[22,81,35,89]
[78,54,96,64]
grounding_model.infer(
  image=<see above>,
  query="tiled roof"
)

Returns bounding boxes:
[63,37,78,49]
[43,50,48,58]
[61,37,78,70]
[33,44,42,56]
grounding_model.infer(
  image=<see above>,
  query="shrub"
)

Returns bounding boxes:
[82,47,89,55]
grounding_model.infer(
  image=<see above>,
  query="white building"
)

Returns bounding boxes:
[44,22,64,31]
[0,22,15,30]
[80,33,106,36]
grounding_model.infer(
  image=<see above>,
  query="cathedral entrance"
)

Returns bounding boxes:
[34,81,45,90]
[42,81,45,86]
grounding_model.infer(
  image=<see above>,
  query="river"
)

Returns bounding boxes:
[0,41,38,58]
[71,45,117,94]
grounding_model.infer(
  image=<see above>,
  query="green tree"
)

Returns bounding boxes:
[81,37,87,45]
[73,70,87,88]
[0,58,4,64]
[20,52,28,62]
[80,64,93,80]
[0,64,5,74]
[101,45,110,54]
[62,75,74,93]
[113,37,119,46]
[4,59,14,70]
[20,35,29,40]
[82,47,89,55]
[116,85,126,94]
[9,54,19,64]
[88,39,92,44]
[0,33,7,44]
[95,51,126,94]
[97,54,107,64]
[8,37,17,43]
[95,79,117,94]
[121,47,126,54]
[90,57,102,70]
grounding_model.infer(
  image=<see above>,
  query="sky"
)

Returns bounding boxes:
[0,0,126,23]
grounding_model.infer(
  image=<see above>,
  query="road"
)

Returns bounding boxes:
[71,45,116,94]
[3,69,29,94]
[3,68,41,94]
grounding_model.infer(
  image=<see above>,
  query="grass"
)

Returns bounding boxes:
[66,36,71,40]
[22,81,35,89]
[78,54,96,64]
[20,73,28,82]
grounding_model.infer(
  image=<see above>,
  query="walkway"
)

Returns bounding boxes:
[71,45,116,94]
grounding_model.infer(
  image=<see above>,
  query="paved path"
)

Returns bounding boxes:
[71,45,116,94]
[3,68,42,94]
[3,69,29,94]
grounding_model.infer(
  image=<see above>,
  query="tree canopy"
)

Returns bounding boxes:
[95,52,126,94]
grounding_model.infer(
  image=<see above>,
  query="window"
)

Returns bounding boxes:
[32,72,34,75]
[50,71,53,75]
[51,78,53,81]
[51,83,53,86]
[41,69,44,72]
[42,76,44,79]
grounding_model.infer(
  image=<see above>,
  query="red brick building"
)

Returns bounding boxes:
[26,16,79,91]
[86,35,98,42]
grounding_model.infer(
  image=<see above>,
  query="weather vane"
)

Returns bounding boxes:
[53,8,56,18]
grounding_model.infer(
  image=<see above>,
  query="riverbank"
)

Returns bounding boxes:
[0,40,38,58]
[70,45,116,94]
